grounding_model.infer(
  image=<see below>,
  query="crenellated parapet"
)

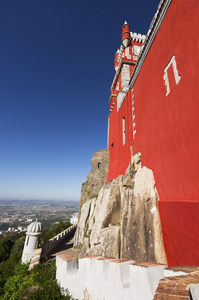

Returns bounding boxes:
[56,255,199,299]
[56,254,166,300]
[41,224,76,256]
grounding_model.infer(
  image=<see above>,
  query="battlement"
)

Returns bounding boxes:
[42,224,76,256]
[56,254,166,300]
[56,255,199,299]
[130,32,146,43]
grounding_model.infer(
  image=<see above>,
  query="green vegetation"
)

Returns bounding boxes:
[123,184,131,188]
[119,229,121,239]
[0,221,75,299]
[86,229,92,239]
[40,220,71,245]
[2,259,72,299]
[0,238,14,262]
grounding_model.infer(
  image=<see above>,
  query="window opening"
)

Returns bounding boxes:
[26,237,29,246]
[98,163,101,168]
[123,116,126,145]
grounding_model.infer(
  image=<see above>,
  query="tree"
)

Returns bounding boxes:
[0,238,14,262]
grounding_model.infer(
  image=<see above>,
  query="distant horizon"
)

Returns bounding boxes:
[0,198,80,202]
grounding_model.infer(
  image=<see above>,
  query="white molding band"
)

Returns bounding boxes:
[129,0,172,89]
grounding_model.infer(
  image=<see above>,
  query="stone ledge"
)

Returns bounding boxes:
[80,255,101,259]
[132,262,164,268]
[57,254,76,262]
[155,287,189,296]
[111,258,131,263]
[97,256,114,260]
[165,266,199,274]
[153,295,189,300]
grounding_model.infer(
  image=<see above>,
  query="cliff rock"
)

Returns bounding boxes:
[74,151,167,264]
[78,148,109,221]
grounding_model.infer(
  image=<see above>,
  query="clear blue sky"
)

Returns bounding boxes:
[0,0,160,201]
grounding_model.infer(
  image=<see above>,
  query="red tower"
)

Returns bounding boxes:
[121,21,131,48]
[107,23,145,181]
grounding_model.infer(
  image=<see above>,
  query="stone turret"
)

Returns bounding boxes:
[22,220,43,264]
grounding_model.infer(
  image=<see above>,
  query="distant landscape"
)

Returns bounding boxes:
[0,199,79,235]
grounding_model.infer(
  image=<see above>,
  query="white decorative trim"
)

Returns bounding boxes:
[163,55,181,96]
[122,116,126,145]
[131,88,136,140]
[129,0,172,89]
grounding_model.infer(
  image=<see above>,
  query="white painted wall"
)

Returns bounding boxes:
[56,255,166,300]
[22,233,40,264]
[190,284,199,300]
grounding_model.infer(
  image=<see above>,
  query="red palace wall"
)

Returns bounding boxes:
[107,0,199,267]
[108,90,133,180]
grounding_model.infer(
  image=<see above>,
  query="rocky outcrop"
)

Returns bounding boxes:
[74,151,167,265]
[78,148,109,220]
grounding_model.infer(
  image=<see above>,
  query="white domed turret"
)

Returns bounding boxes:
[27,220,43,234]
[22,220,43,264]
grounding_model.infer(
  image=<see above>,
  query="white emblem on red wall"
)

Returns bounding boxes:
[163,55,181,96]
